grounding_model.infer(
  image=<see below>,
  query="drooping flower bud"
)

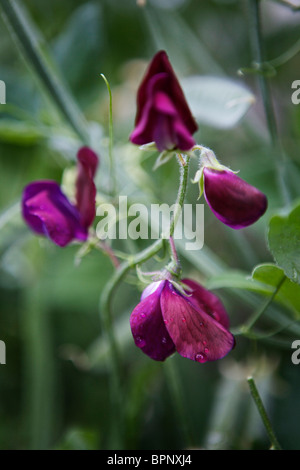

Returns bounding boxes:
[193,147,267,229]
[130,50,198,152]
[203,167,268,229]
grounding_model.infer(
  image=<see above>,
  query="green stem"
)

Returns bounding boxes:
[247,377,282,450]
[0,0,89,144]
[168,155,190,238]
[247,0,290,206]
[101,74,116,196]
[22,283,55,450]
[169,236,179,266]
[99,155,190,447]
[270,37,300,68]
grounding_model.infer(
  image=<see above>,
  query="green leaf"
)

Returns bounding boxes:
[207,263,300,316]
[252,264,300,316]
[268,200,300,284]
[181,75,255,129]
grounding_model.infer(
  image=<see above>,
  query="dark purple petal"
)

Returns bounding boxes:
[75,147,99,229]
[203,168,268,229]
[130,51,197,151]
[160,282,235,363]
[182,278,230,329]
[22,180,88,247]
[130,281,175,361]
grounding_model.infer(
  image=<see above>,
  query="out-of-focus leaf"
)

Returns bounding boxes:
[52,3,103,89]
[0,205,32,288]
[149,0,187,9]
[54,427,99,450]
[0,119,45,145]
[181,75,255,128]
[87,311,135,370]
[204,356,276,450]
[268,200,300,284]
[277,0,300,11]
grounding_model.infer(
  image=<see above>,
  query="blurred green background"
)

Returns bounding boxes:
[0,0,300,450]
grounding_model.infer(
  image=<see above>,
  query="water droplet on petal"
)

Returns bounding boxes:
[181,316,186,323]
[162,337,167,344]
[136,336,146,347]
[195,352,206,363]
[199,322,204,327]
[204,347,209,354]
[164,319,168,325]
[140,313,146,318]
[203,340,207,346]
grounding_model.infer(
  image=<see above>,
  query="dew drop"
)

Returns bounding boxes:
[204,347,209,354]
[162,337,167,344]
[140,313,146,318]
[292,268,298,282]
[181,316,186,323]
[203,340,207,346]
[199,322,204,327]
[195,352,206,363]
[164,319,168,325]
[136,336,146,347]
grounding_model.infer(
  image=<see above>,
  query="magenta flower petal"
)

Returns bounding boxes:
[130,50,198,152]
[75,147,99,229]
[203,167,268,229]
[160,282,235,363]
[130,281,176,361]
[22,180,87,247]
[182,278,230,329]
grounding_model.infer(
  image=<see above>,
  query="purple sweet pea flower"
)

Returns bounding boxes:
[203,167,268,229]
[22,147,99,247]
[130,50,198,152]
[130,278,235,363]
